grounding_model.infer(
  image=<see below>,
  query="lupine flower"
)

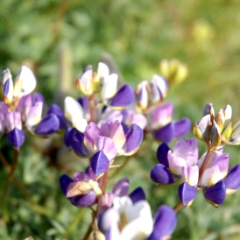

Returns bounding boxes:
[68,121,143,163]
[149,102,191,142]
[76,62,134,108]
[99,196,177,240]
[150,138,235,207]
[60,167,101,208]
[193,103,240,147]
[1,66,36,105]
[135,75,168,111]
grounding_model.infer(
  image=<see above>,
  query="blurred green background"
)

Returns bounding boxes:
[1,0,240,239]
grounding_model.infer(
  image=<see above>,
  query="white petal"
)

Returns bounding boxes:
[64,96,87,132]
[14,66,37,98]
[101,73,118,99]
[26,102,43,129]
[97,62,110,79]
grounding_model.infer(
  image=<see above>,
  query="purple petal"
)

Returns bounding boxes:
[7,128,25,148]
[73,172,90,181]
[90,151,110,176]
[96,136,117,160]
[129,187,146,204]
[112,178,129,196]
[32,92,44,105]
[153,122,174,142]
[69,128,90,156]
[85,166,96,180]
[3,78,11,96]
[34,113,60,135]
[150,102,173,130]
[60,174,73,195]
[124,124,143,153]
[64,127,72,148]
[147,205,177,240]
[173,118,191,138]
[150,164,175,184]
[109,85,134,107]
[156,143,171,167]
[70,191,97,207]
[47,104,68,129]
[178,182,197,205]
[98,193,115,212]
[224,164,240,190]
[204,180,226,205]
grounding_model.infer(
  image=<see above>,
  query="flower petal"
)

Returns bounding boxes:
[204,180,226,206]
[113,178,129,196]
[7,128,25,148]
[148,205,177,240]
[69,128,90,156]
[224,164,240,190]
[59,174,73,195]
[109,85,134,107]
[129,187,146,204]
[13,66,37,98]
[156,143,171,167]
[172,118,191,138]
[34,113,60,135]
[178,182,197,205]
[153,122,174,142]
[47,104,68,129]
[150,164,175,184]
[123,124,143,153]
[90,151,110,176]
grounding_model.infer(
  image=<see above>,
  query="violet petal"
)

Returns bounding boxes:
[147,205,177,240]
[153,122,174,143]
[124,124,143,153]
[34,113,60,135]
[90,151,110,176]
[113,178,129,196]
[178,182,197,205]
[109,85,134,107]
[173,118,191,138]
[70,191,97,207]
[47,104,68,129]
[150,164,175,184]
[60,174,73,195]
[204,180,226,205]
[156,143,171,167]
[129,187,146,204]
[69,128,90,156]
[7,128,25,148]
[224,164,240,190]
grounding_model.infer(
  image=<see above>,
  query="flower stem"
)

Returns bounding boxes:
[2,148,20,222]
[173,200,184,213]
[0,150,53,217]
[198,149,212,184]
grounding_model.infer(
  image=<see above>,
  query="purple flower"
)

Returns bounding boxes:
[99,196,177,240]
[70,121,143,161]
[149,102,191,142]
[59,168,101,208]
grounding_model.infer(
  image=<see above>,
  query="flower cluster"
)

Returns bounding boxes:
[151,103,240,208]
[3,61,240,240]
[0,66,63,148]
